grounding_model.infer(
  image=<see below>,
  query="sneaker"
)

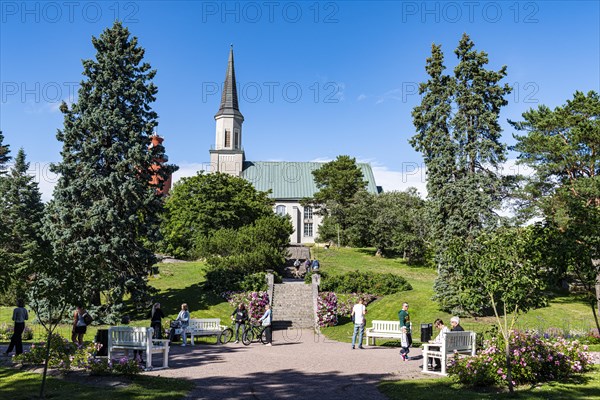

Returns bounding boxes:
[351,346,355,350]
[358,346,364,349]
[181,343,186,347]
[234,340,239,344]
[265,343,272,346]
[400,353,407,361]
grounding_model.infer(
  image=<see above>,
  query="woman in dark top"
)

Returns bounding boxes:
[151,303,165,339]
[5,299,28,356]
[231,303,248,344]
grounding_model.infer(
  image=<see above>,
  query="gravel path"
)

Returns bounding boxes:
[146,329,426,400]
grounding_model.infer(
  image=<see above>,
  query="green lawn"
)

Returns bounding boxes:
[313,247,596,343]
[1,247,597,347]
[379,365,600,400]
[0,366,194,400]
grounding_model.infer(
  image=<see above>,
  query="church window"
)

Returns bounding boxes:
[304,206,313,219]
[234,129,239,148]
[276,205,286,216]
[225,130,231,147]
[304,223,313,237]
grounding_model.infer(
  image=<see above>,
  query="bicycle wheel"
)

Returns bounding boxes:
[219,328,233,344]
[259,326,269,345]
[242,329,254,346]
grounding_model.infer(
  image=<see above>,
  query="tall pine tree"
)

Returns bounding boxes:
[0,149,47,302]
[411,34,512,315]
[45,22,176,321]
[0,131,10,174]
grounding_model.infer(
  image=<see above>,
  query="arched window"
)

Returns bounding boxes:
[276,205,286,216]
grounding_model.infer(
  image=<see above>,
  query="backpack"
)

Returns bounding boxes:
[83,312,93,325]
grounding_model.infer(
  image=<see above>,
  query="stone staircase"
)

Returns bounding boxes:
[271,281,315,329]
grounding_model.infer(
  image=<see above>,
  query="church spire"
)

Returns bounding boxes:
[215,45,243,120]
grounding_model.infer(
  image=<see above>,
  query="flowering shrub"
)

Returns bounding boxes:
[224,291,270,322]
[448,330,592,387]
[336,293,377,316]
[14,333,78,371]
[316,292,337,327]
[0,324,34,341]
[14,334,142,375]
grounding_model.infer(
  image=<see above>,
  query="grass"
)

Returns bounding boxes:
[379,365,600,400]
[313,247,597,343]
[1,247,597,346]
[0,366,195,400]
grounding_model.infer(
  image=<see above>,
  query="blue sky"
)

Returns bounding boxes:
[1,1,599,200]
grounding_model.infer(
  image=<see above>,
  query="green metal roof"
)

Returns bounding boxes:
[241,161,379,199]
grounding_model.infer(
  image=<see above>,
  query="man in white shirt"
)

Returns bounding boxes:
[351,298,367,349]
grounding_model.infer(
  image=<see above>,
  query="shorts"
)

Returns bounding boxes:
[73,325,87,334]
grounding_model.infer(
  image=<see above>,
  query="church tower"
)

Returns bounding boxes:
[209,46,245,176]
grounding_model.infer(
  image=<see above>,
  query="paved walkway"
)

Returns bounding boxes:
[147,329,426,400]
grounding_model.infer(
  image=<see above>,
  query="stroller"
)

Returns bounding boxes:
[169,320,183,342]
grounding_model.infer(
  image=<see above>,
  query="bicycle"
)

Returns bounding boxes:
[242,321,269,345]
[219,318,248,344]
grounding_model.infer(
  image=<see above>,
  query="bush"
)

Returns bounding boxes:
[317,292,337,327]
[319,270,412,295]
[448,330,592,387]
[13,334,143,375]
[0,323,34,341]
[224,291,270,322]
[239,272,268,292]
[336,293,378,316]
[14,333,79,371]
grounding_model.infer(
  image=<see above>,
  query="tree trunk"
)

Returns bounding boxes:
[506,340,513,393]
[39,330,52,399]
[594,260,600,333]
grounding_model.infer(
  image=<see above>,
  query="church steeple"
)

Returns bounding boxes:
[210,46,245,176]
[215,45,244,120]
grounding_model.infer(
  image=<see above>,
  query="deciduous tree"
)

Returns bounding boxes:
[161,171,274,259]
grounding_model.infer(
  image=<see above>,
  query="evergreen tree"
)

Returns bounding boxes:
[0,149,48,302]
[45,22,176,321]
[0,131,10,174]
[411,34,512,315]
[511,90,600,330]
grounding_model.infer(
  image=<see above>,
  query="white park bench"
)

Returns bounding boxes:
[422,331,477,375]
[365,320,405,346]
[188,318,227,345]
[107,326,170,370]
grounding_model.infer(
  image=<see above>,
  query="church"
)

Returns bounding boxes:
[208,47,381,244]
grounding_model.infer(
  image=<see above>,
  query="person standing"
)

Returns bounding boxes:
[398,302,412,361]
[173,303,190,346]
[71,305,89,348]
[150,303,165,339]
[258,304,272,346]
[450,316,464,331]
[351,298,367,349]
[231,303,248,344]
[4,299,28,356]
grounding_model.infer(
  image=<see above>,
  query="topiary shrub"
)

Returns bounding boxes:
[319,270,412,295]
